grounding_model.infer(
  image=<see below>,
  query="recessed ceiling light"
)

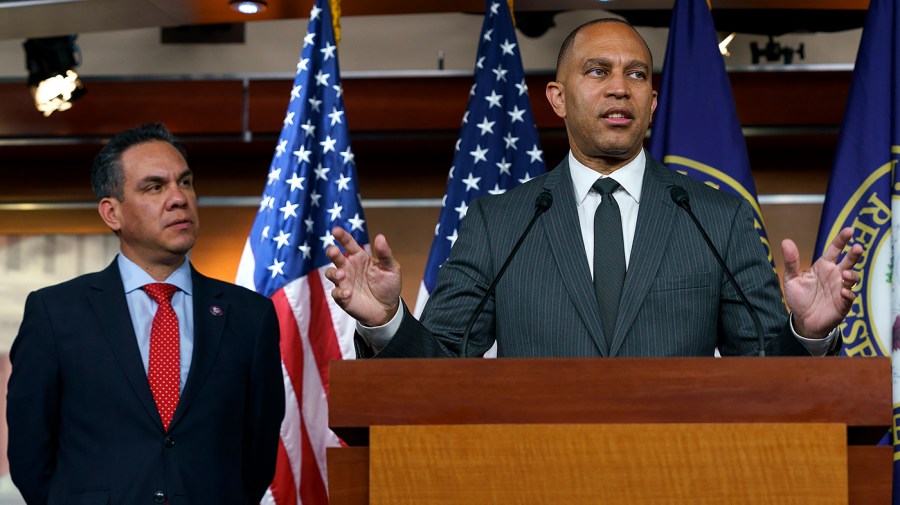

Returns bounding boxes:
[229,0,267,15]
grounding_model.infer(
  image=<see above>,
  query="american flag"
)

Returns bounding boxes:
[235,0,367,503]
[413,0,546,322]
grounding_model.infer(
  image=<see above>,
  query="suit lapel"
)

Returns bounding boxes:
[89,260,163,430]
[170,267,228,429]
[541,160,608,355]
[609,157,678,356]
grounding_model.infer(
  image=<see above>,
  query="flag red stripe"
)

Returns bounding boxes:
[269,439,298,505]
[272,289,305,409]
[271,287,330,503]
[306,270,343,395]
[298,411,329,504]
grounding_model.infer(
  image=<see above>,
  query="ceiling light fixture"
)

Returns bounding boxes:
[229,0,267,14]
[0,0,91,8]
[718,32,737,57]
[23,35,85,117]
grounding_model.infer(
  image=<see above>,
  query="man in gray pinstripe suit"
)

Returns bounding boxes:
[325,19,862,358]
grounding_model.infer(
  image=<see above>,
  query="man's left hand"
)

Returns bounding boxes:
[782,227,863,340]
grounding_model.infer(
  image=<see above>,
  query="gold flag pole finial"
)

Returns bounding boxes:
[329,0,342,45]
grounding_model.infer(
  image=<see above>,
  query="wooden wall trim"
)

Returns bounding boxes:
[0,80,245,138]
[0,70,852,140]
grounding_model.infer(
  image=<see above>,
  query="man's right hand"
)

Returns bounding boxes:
[325,226,401,327]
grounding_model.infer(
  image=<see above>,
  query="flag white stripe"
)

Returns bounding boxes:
[320,260,365,360]
[279,360,304,496]
[283,276,342,490]
[235,239,257,292]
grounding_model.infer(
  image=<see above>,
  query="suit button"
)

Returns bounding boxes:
[153,491,166,503]
[164,436,175,448]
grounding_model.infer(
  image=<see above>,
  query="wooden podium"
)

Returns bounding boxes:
[327,358,892,504]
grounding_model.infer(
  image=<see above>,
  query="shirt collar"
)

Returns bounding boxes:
[569,149,645,206]
[118,253,193,296]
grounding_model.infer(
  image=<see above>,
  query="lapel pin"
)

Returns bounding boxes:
[209,305,224,316]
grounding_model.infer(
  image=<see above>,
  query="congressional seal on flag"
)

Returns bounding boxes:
[812,0,900,495]
[818,161,895,359]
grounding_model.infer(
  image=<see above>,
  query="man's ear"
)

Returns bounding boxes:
[545,81,567,119]
[98,197,122,233]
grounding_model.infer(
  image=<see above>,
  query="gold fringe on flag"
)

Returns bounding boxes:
[329,0,342,45]
[507,0,515,26]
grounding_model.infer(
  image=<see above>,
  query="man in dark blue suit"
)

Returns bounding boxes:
[7,123,284,504]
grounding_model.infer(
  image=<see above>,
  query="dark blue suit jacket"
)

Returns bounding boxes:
[7,259,284,505]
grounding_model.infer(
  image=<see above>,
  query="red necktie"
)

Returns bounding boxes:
[142,283,180,431]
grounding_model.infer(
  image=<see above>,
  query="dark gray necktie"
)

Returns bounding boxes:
[592,178,626,344]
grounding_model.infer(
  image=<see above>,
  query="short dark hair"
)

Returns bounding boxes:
[91,123,187,201]
[555,18,653,79]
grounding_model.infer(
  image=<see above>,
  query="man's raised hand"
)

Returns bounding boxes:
[324,227,402,327]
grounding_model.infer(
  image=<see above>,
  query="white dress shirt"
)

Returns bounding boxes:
[569,149,643,275]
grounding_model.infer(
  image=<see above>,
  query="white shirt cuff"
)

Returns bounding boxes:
[789,315,839,356]
[355,299,403,353]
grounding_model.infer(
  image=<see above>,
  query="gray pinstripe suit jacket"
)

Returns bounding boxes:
[373,155,811,358]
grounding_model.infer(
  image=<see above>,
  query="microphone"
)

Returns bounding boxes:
[669,185,766,357]
[459,189,553,357]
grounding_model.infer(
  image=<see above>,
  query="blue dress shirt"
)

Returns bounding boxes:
[118,253,194,392]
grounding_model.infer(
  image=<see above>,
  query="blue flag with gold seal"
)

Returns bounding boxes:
[812,0,900,498]
[648,0,773,265]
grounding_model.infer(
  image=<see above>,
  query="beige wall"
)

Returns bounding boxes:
[0,10,861,79]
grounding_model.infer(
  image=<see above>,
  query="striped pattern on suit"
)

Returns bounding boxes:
[377,155,808,358]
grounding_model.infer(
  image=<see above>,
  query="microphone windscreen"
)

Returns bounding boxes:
[535,190,553,212]
[669,185,690,208]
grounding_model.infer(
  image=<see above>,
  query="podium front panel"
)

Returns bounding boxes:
[369,423,848,505]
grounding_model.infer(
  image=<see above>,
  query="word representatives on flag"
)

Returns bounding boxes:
[812,0,900,501]
[413,0,546,318]
[236,0,367,503]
